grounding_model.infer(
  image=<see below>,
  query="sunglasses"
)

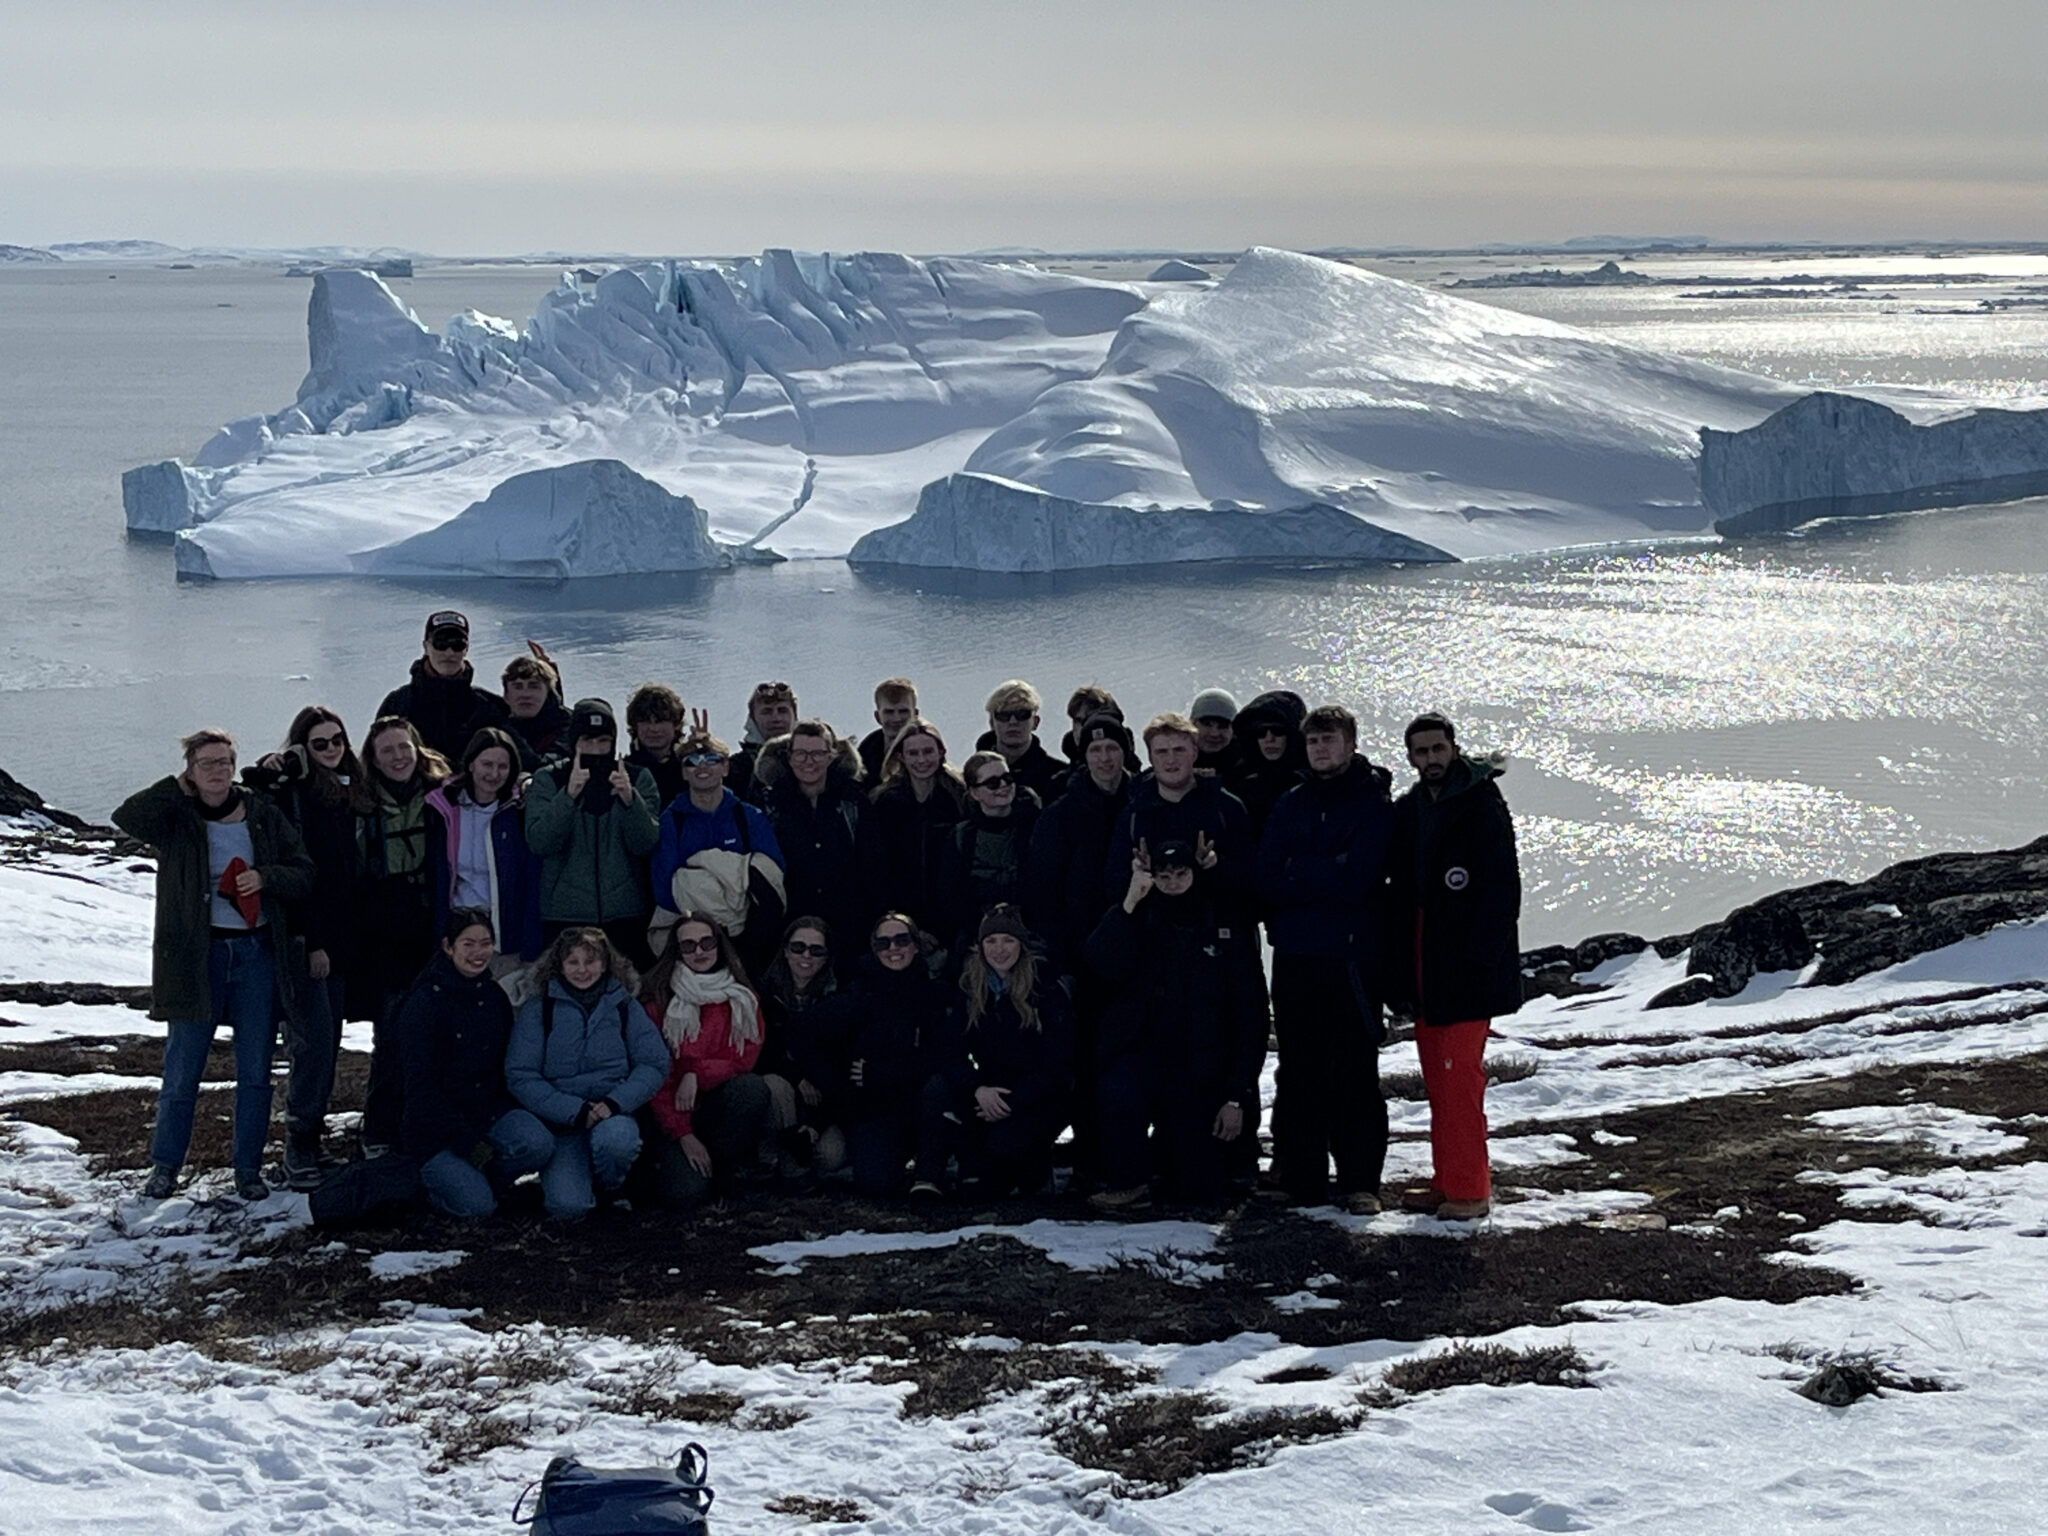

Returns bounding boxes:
[785,940,829,959]
[674,935,720,955]
[973,773,1014,792]
[429,636,468,653]
[1256,726,1288,740]
[991,708,1034,724]
[307,733,347,751]
[872,931,917,951]
[682,751,726,767]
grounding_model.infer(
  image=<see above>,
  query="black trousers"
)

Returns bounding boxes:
[1096,1052,1236,1200]
[915,1073,1065,1195]
[649,1073,771,1211]
[1270,951,1387,1201]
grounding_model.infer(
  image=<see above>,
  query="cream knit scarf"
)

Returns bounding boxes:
[662,962,762,1051]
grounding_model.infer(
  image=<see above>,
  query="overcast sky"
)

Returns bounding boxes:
[4,0,2042,254]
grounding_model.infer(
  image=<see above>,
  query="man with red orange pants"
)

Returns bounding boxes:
[1383,712,1522,1221]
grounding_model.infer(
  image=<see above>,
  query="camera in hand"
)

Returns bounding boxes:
[579,752,617,778]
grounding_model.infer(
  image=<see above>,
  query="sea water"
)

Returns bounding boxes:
[1,258,2042,947]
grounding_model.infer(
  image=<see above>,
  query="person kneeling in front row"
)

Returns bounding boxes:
[506,926,669,1220]
[398,908,552,1219]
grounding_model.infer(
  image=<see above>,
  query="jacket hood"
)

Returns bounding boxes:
[753,732,864,795]
[1430,750,1507,800]
[408,655,477,690]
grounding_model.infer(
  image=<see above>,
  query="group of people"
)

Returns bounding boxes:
[115,606,1524,1223]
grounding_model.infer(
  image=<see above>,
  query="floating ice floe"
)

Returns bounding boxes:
[125,247,2048,578]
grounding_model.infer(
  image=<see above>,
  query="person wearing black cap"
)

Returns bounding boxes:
[914,904,1075,1197]
[1085,837,1267,1211]
[1256,703,1395,1212]
[376,610,509,765]
[524,697,662,969]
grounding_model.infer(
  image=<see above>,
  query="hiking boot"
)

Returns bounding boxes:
[142,1163,178,1200]
[234,1170,271,1203]
[1398,1184,1447,1213]
[1435,1197,1491,1221]
[1344,1191,1383,1216]
[1086,1184,1153,1215]
[282,1134,325,1192]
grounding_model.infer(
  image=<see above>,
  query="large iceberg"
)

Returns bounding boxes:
[1702,391,2048,534]
[125,247,2048,579]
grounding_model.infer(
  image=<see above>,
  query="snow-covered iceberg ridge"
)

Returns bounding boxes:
[1703,392,2048,534]
[123,247,2048,579]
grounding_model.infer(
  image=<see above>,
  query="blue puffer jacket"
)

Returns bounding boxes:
[505,975,670,1130]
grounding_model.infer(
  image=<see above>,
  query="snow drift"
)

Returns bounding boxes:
[1702,391,2048,534]
[124,248,2048,579]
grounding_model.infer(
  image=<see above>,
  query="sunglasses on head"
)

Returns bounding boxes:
[991,708,1034,724]
[674,934,720,955]
[682,750,726,767]
[307,732,346,751]
[973,772,1014,791]
[872,930,917,951]
[785,939,829,959]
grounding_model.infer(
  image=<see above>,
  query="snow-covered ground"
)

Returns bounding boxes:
[2,807,2045,1532]
[128,248,2048,579]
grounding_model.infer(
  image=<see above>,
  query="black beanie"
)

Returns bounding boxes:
[1074,711,1133,759]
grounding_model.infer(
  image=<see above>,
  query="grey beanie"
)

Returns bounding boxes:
[1188,688,1240,723]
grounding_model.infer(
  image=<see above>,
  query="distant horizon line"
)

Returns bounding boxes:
[9,235,2048,268]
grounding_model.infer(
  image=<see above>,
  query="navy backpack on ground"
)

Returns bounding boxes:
[513,1444,714,1534]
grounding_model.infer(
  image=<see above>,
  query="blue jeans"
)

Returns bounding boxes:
[152,934,278,1176]
[284,969,345,1136]
[538,1113,643,1220]
[419,1109,553,1219]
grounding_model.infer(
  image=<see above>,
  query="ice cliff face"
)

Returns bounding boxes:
[1702,392,2048,534]
[123,246,2048,580]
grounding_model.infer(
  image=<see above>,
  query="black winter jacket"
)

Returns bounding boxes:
[930,979,1076,1121]
[1023,771,1129,974]
[1384,755,1523,1025]
[1102,773,1253,911]
[377,658,508,765]
[243,757,360,962]
[395,951,517,1161]
[868,777,964,933]
[755,736,878,961]
[1256,754,1394,960]
[806,954,948,1118]
[972,732,1070,806]
[1084,896,1267,1103]
[938,792,1042,947]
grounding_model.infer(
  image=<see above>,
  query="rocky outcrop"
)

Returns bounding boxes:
[1521,836,2048,1008]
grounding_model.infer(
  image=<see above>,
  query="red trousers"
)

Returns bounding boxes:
[1416,1018,1491,1201]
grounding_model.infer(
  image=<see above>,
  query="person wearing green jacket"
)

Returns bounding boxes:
[525,697,661,969]
[114,729,315,1202]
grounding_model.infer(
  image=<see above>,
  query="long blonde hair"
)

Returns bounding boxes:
[959,937,1041,1033]
[871,720,966,807]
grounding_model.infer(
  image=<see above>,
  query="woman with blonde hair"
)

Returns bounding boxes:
[506,926,669,1219]
[640,912,772,1210]
[914,905,1075,1197]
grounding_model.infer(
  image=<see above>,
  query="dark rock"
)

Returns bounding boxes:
[1685,898,1814,997]
[0,766,108,835]
[0,981,152,1011]
[1575,933,1649,971]
[1646,975,1720,1010]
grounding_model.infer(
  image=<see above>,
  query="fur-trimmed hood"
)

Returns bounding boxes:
[751,731,865,797]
